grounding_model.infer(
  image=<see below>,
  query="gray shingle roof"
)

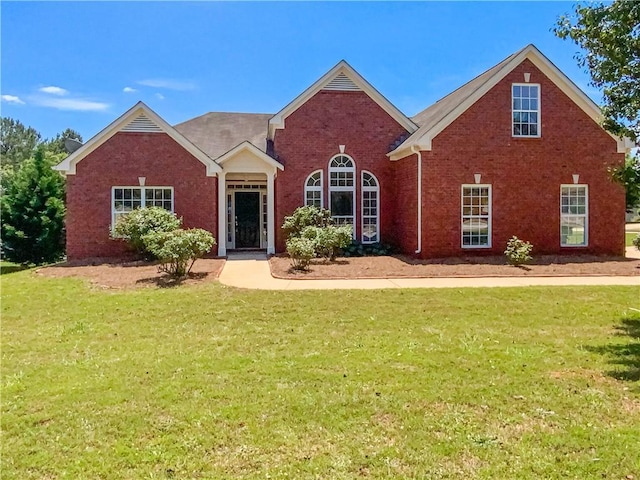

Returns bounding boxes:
[174,112,273,160]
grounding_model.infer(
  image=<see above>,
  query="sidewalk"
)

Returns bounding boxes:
[218,251,640,290]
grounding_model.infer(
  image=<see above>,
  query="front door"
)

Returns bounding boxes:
[234,192,261,248]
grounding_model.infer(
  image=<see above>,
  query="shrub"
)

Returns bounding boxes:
[282,205,333,239]
[143,228,216,277]
[112,207,182,256]
[286,236,316,270]
[633,233,640,251]
[302,224,352,261]
[342,241,394,257]
[504,236,533,266]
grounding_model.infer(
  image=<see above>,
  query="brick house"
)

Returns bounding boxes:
[55,45,632,260]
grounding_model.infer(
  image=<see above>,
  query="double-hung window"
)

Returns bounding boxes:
[328,155,355,230]
[112,186,174,228]
[560,185,588,246]
[461,185,491,248]
[512,84,540,137]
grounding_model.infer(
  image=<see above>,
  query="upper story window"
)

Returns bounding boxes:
[329,155,355,229]
[112,186,174,229]
[304,170,323,208]
[512,84,540,137]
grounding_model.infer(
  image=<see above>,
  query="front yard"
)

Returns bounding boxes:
[1,269,639,479]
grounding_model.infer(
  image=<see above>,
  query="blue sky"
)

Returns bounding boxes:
[1,1,593,142]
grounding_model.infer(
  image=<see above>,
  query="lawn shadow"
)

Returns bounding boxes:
[135,271,210,288]
[0,264,29,275]
[586,315,640,388]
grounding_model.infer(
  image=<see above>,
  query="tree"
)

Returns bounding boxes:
[554,1,640,142]
[610,153,640,211]
[0,146,66,264]
[0,117,41,169]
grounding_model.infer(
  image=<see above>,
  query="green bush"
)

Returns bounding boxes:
[504,236,533,266]
[342,241,394,257]
[633,233,640,251]
[282,205,333,239]
[302,224,352,261]
[112,207,182,256]
[143,228,216,277]
[285,236,316,270]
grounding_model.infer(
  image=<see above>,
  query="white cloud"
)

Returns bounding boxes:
[123,86,137,93]
[137,78,195,91]
[39,86,69,96]
[1,95,25,105]
[155,93,165,100]
[31,96,109,112]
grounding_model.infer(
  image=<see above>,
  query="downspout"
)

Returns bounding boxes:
[411,145,422,254]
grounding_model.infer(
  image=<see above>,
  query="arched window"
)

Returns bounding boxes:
[361,171,379,243]
[304,170,323,208]
[329,155,355,230]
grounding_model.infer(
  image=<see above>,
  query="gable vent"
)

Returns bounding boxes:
[322,72,361,91]
[120,113,163,133]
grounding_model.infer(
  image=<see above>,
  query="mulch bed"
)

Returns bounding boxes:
[269,254,640,279]
[36,257,226,290]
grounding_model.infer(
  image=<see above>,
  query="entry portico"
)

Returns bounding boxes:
[215,141,284,256]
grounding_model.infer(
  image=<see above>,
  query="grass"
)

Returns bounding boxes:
[626,231,639,247]
[2,269,639,479]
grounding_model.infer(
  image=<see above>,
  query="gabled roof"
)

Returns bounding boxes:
[174,112,273,160]
[268,60,418,139]
[215,141,284,171]
[389,44,632,160]
[54,101,222,175]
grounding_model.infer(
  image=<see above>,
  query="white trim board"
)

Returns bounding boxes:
[54,101,222,176]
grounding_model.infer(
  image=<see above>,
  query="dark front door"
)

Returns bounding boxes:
[235,192,261,248]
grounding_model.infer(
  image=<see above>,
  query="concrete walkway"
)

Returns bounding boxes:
[218,251,640,290]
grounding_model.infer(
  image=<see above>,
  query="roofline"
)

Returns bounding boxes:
[389,44,632,159]
[54,101,222,175]
[268,60,418,139]
[215,141,284,171]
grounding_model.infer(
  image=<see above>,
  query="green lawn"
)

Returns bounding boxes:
[2,270,639,479]
[627,231,639,247]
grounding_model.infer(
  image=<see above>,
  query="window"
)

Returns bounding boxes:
[329,155,355,229]
[112,186,173,228]
[304,170,323,208]
[560,185,588,246]
[512,84,540,137]
[461,185,491,248]
[361,171,379,243]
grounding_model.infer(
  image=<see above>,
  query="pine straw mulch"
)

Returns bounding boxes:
[269,254,640,279]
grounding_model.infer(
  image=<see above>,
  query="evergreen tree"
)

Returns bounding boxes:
[1,146,66,264]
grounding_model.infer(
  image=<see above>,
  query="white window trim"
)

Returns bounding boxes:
[328,154,356,236]
[512,83,541,138]
[361,170,379,244]
[304,169,323,208]
[111,186,174,233]
[560,184,589,247]
[461,184,492,249]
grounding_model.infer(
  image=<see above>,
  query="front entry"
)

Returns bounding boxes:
[234,191,261,248]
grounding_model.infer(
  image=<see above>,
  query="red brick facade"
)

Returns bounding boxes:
[395,59,625,258]
[66,132,217,259]
[272,90,409,251]
[63,55,626,260]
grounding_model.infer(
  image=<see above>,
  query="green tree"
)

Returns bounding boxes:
[610,153,640,211]
[554,1,640,141]
[1,146,66,264]
[0,117,41,169]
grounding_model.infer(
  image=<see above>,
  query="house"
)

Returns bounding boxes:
[55,44,632,260]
